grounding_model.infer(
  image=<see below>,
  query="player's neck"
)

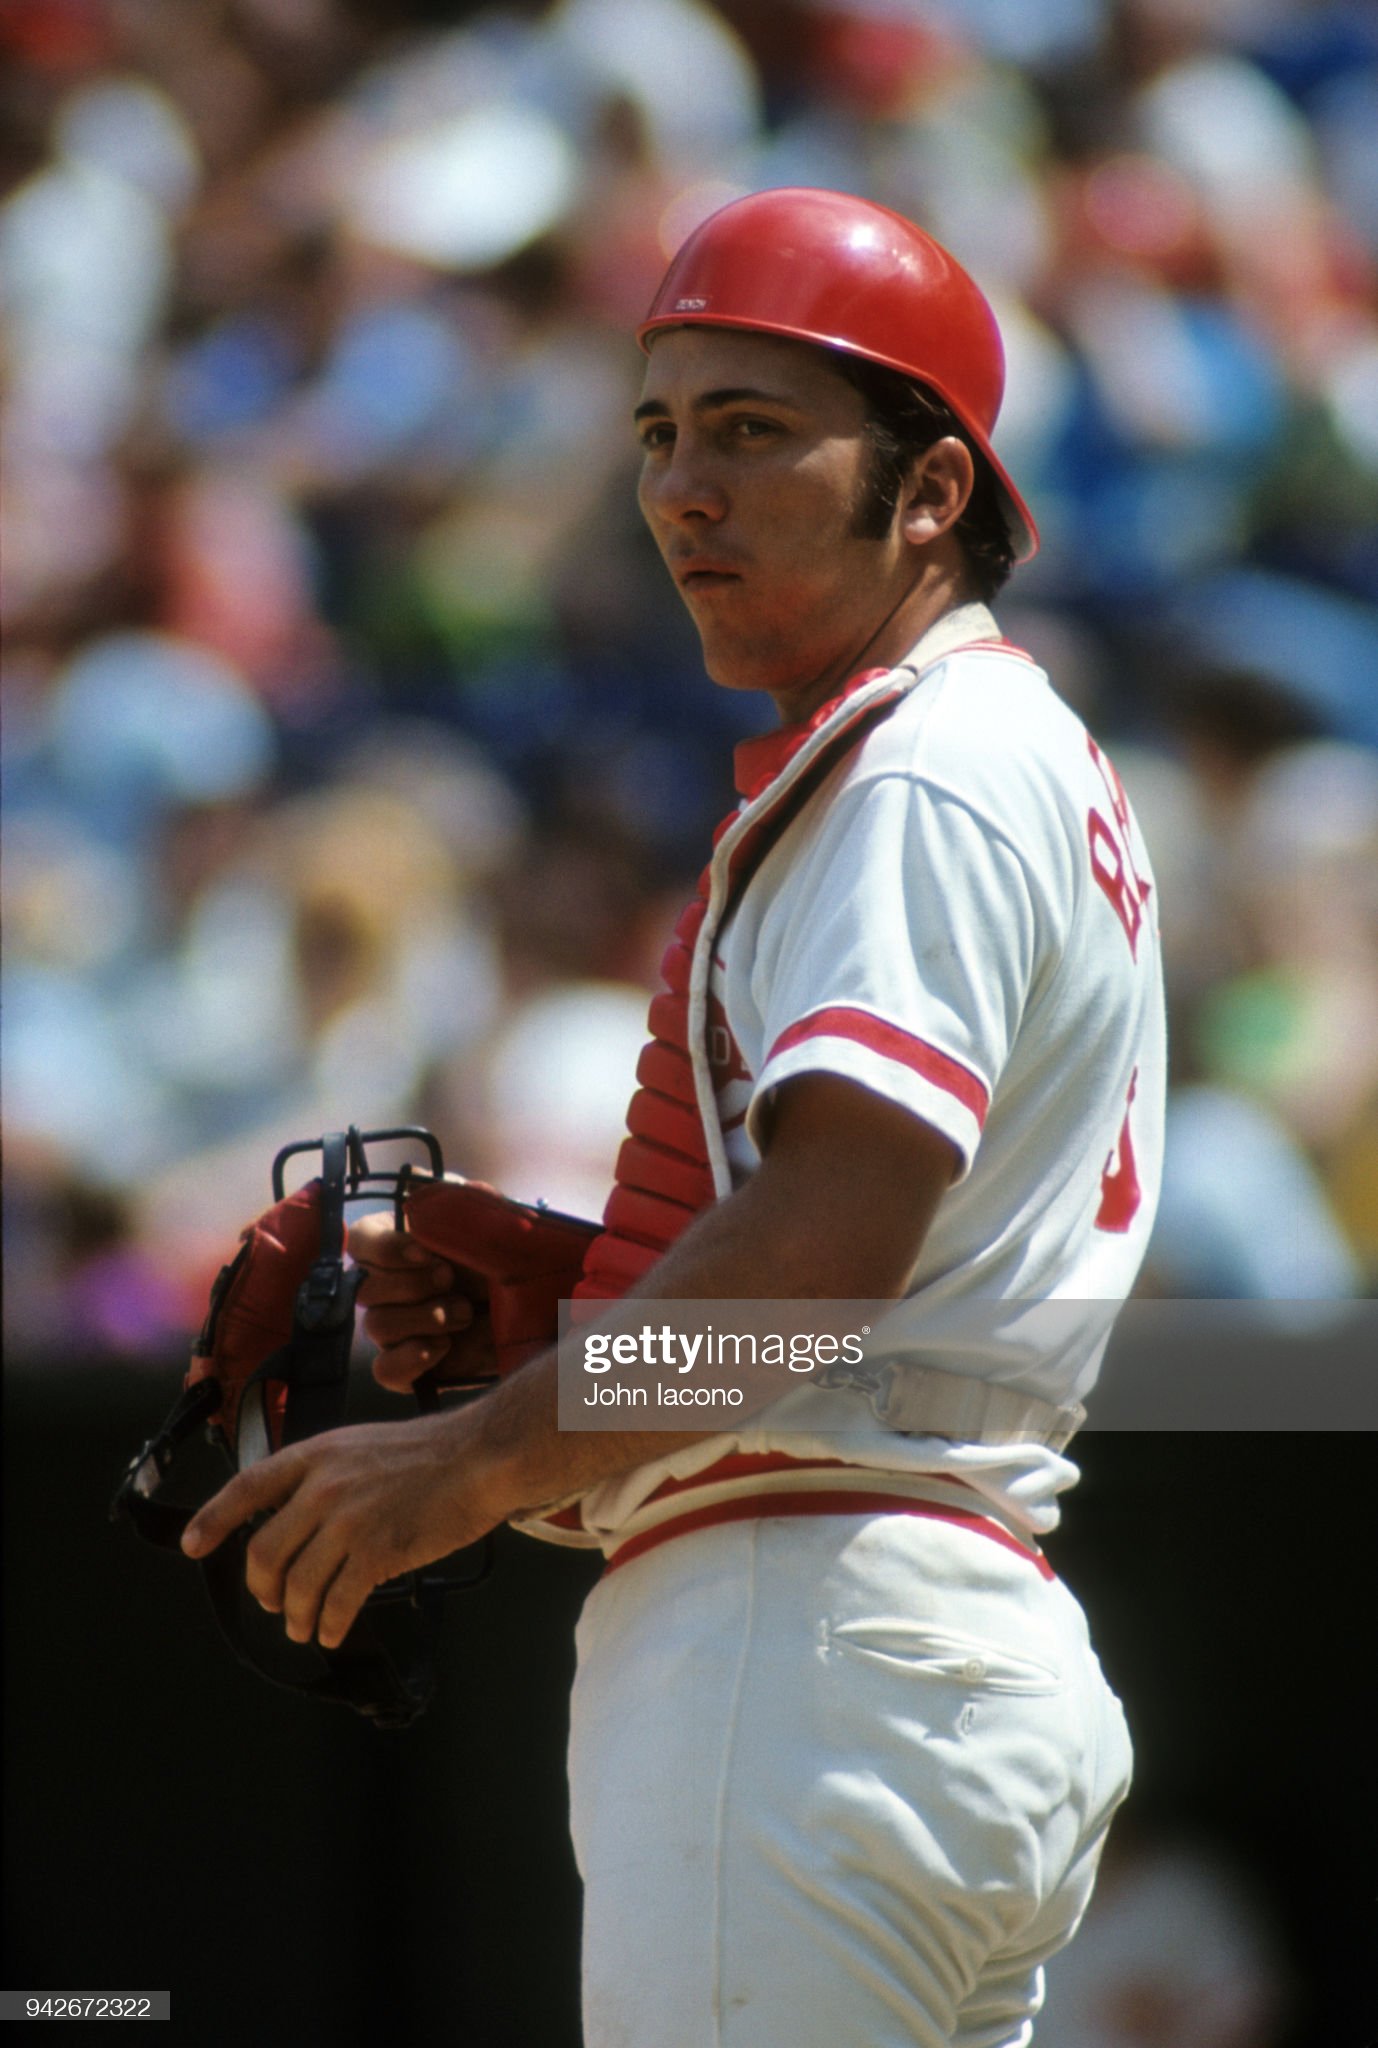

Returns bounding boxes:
[767,559,975,727]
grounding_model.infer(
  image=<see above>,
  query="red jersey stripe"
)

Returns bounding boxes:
[766,1007,990,1128]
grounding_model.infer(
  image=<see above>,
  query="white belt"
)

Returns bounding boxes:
[827,1357,1085,1453]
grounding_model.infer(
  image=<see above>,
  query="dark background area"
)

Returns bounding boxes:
[4,1362,1375,2046]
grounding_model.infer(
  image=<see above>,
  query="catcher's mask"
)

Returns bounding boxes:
[111,1126,489,1730]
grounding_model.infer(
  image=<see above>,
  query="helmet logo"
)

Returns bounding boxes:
[675,296,709,311]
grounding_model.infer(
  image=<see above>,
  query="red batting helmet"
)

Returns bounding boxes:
[638,186,1038,561]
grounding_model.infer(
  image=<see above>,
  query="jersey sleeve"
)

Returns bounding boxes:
[744,770,1050,1178]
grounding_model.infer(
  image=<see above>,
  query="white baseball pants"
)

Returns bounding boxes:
[568,1510,1132,2048]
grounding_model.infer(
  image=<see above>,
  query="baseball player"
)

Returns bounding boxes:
[183,189,1164,2046]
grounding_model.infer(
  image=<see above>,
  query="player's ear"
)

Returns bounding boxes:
[899,436,973,548]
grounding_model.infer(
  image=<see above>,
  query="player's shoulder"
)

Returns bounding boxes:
[859,634,1091,798]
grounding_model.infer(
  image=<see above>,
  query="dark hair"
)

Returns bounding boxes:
[830,352,1016,601]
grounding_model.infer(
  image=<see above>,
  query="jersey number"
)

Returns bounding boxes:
[1086,736,1152,960]
[1095,1069,1142,1233]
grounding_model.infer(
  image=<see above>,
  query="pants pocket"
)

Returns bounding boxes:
[824,1618,1064,1694]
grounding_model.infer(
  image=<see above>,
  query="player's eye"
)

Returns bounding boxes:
[638,421,675,452]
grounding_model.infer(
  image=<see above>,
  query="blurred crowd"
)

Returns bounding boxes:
[3,0,1377,1363]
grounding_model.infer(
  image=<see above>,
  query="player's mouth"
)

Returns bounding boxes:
[674,557,743,593]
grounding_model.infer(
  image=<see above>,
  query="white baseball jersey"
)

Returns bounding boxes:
[562,602,1166,1546]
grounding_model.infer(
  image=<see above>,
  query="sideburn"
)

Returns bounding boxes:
[847,425,912,542]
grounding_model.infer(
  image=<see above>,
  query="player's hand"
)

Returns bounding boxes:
[179,1408,500,1649]
[348,1211,496,1391]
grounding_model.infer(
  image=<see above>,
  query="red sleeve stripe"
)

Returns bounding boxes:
[961,638,1037,665]
[765,1008,990,1128]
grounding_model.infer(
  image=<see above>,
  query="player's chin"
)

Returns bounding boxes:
[698,634,777,694]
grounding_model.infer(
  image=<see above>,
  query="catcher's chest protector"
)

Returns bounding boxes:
[575,671,904,1301]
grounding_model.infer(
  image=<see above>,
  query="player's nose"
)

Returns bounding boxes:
[639,441,728,527]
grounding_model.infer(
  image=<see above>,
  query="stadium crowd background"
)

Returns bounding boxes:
[3,2,1377,2041]
[5,0,1378,1359]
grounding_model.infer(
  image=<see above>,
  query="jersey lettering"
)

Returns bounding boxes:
[1095,1070,1142,1232]
[706,989,751,1092]
[1086,736,1151,960]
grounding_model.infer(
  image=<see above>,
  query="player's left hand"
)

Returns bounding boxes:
[180,1408,500,1649]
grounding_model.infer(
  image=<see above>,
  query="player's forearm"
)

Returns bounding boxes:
[453,1195,771,1521]
[461,1078,958,1521]
[457,1162,905,1521]
[451,1204,748,1517]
